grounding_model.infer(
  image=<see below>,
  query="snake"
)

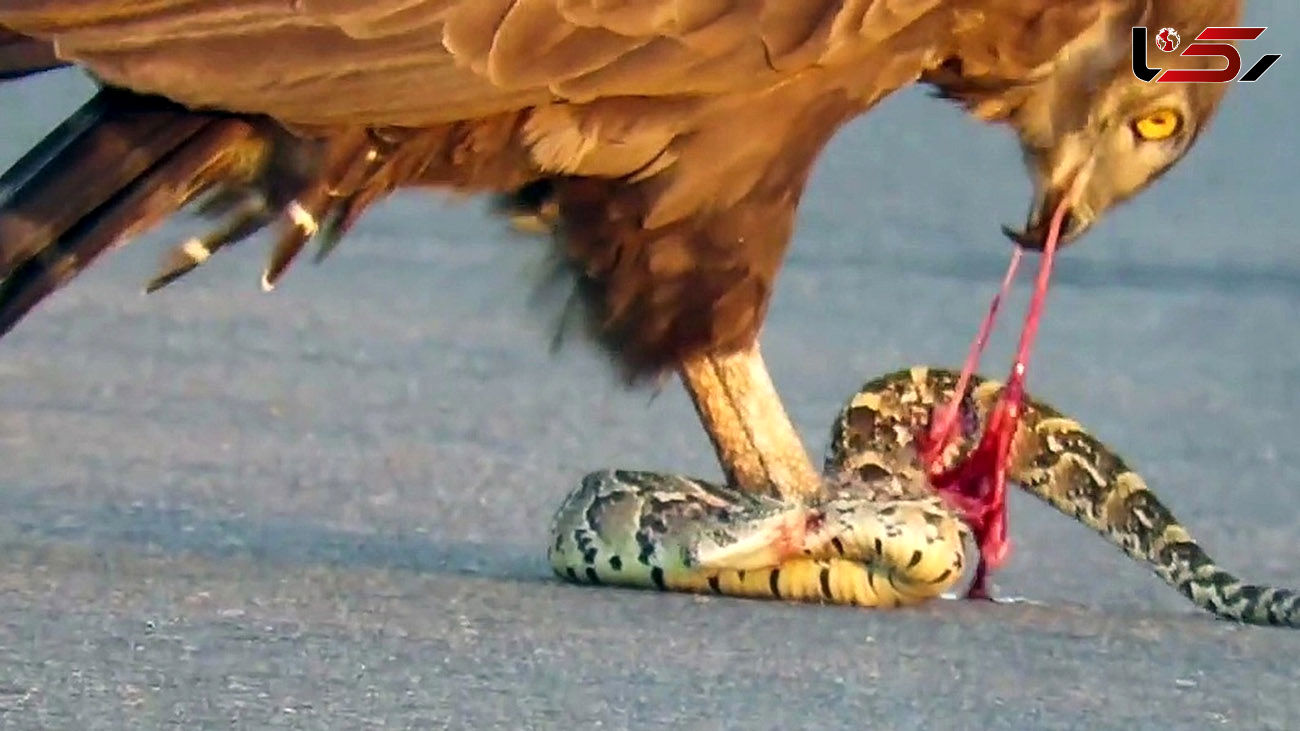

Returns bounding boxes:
[548,365,1300,627]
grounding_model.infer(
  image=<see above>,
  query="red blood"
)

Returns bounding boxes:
[921,198,1069,600]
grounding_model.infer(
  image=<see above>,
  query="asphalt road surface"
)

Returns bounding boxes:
[1,8,1299,729]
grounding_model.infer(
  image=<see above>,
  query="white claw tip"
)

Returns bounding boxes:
[260,272,276,292]
[180,237,212,263]
[286,200,319,235]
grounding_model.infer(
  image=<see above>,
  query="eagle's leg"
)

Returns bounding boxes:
[677,342,822,501]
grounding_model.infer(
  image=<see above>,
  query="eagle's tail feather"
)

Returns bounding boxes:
[0,88,268,336]
[0,95,105,198]
[0,29,67,81]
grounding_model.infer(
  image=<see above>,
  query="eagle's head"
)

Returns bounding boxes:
[926,0,1245,249]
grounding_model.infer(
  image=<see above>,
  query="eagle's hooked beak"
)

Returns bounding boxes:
[1002,164,1092,251]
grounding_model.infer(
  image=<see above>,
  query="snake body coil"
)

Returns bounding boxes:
[548,366,1300,627]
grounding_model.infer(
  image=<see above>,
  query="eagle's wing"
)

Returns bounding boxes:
[0,0,1117,374]
[0,0,943,126]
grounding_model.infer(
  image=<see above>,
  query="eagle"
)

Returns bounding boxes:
[0,1,1241,566]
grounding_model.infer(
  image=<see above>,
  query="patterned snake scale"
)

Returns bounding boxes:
[549,366,1300,627]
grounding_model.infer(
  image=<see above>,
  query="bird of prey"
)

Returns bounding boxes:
[0,1,1242,578]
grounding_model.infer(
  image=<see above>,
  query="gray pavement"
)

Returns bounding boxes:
[1,5,1299,728]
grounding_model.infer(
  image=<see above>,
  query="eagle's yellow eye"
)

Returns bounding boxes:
[1132,108,1183,141]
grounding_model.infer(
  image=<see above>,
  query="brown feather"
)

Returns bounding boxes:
[0,97,262,335]
[0,89,207,279]
[0,26,64,79]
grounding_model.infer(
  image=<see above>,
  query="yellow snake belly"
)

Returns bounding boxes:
[548,469,969,608]
[548,365,1300,627]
